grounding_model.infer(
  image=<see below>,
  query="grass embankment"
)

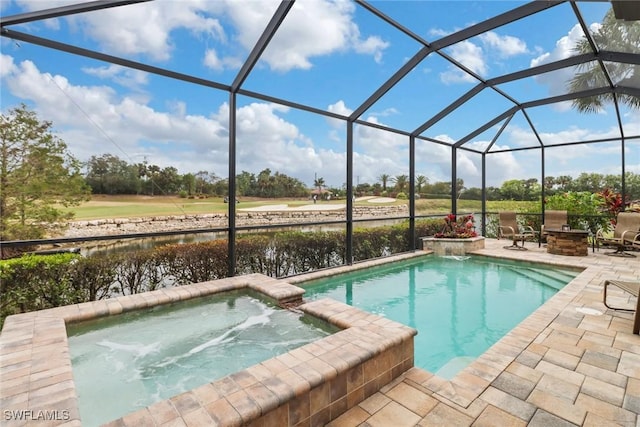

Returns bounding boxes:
[61,195,537,220]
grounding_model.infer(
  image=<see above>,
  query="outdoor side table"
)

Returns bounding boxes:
[545,228,589,256]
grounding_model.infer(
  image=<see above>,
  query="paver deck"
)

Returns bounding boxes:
[1,238,639,426]
[326,238,640,427]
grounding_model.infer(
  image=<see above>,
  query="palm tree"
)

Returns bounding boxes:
[415,175,428,193]
[569,8,640,113]
[391,174,409,193]
[313,177,325,194]
[378,174,390,191]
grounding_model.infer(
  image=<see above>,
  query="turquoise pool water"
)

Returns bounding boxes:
[67,291,337,427]
[303,255,579,378]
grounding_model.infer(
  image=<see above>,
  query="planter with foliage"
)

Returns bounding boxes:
[421,214,484,255]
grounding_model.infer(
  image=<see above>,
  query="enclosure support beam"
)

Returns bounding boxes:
[0,0,150,26]
[451,147,458,215]
[541,146,546,222]
[231,0,293,91]
[409,135,416,249]
[481,154,487,236]
[346,122,354,265]
[228,93,238,277]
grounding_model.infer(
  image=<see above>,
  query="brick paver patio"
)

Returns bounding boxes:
[326,238,640,427]
[1,238,639,426]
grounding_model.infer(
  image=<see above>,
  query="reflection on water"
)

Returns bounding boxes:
[80,219,405,257]
[80,232,224,257]
[303,255,578,378]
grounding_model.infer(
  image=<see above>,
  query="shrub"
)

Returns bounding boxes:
[0,253,83,327]
[157,241,228,285]
[69,254,118,301]
[0,221,436,325]
[545,192,608,233]
[415,218,444,237]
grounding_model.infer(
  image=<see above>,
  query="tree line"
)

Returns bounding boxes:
[84,153,640,203]
[84,154,310,198]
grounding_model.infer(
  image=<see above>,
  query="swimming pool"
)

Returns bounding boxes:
[302,255,579,378]
[67,290,337,427]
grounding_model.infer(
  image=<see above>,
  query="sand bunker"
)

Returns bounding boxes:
[367,197,396,203]
[239,204,345,212]
[238,197,395,212]
[238,204,289,211]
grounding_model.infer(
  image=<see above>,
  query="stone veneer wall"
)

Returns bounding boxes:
[419,236,485,256]
[62,205,409,238]
[546,232,589,256]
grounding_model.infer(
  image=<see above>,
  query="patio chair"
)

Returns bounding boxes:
[596,212,640,257]
[498,211,538,250]
[541,210,568,243]
[603,279,640,334]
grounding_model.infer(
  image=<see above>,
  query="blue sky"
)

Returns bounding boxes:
[1,0,638,190]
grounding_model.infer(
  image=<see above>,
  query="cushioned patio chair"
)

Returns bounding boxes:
[541,210,568,243]
[498,211,538,250]
[603,279,640,334]
[596,212,640,257]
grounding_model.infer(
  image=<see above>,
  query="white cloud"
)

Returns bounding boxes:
[353,35,390,64]
[0,54,17,78]
[9,0,388,75]
[257,0,389,72]
[479,32,528,57]
[327,100,352,117]
[202,48,243,72]
[530,23,590,101]
[429,28,452,38]
[352,122,411,184]
[371,107,399,118]
[0,55,358,187]
[326,100,351,129]
[440,41,486,84]
[82,64,149,91]
[623,109,640,136]
[76,2,225,62]
[505,125,541,148]
[485,149,524,183]
[2,46,634,191]
[435,30,527,85]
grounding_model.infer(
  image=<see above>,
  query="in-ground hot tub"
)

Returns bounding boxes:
[67,290,338,426]
[0,272,416,427]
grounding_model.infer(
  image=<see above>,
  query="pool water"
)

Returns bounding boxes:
[303,255,578,378]
[67,291,336,427]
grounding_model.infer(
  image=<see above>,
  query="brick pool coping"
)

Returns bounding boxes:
[323,241,640,426]
[3,245,639,426]
[0,272,416,426]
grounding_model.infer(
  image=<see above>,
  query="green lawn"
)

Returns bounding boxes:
[60,195,538,220]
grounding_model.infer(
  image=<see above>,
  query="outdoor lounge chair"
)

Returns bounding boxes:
[541,210,568,242]
[498,211,538,250]
[603,279,640,334]
[596,212,640,257]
